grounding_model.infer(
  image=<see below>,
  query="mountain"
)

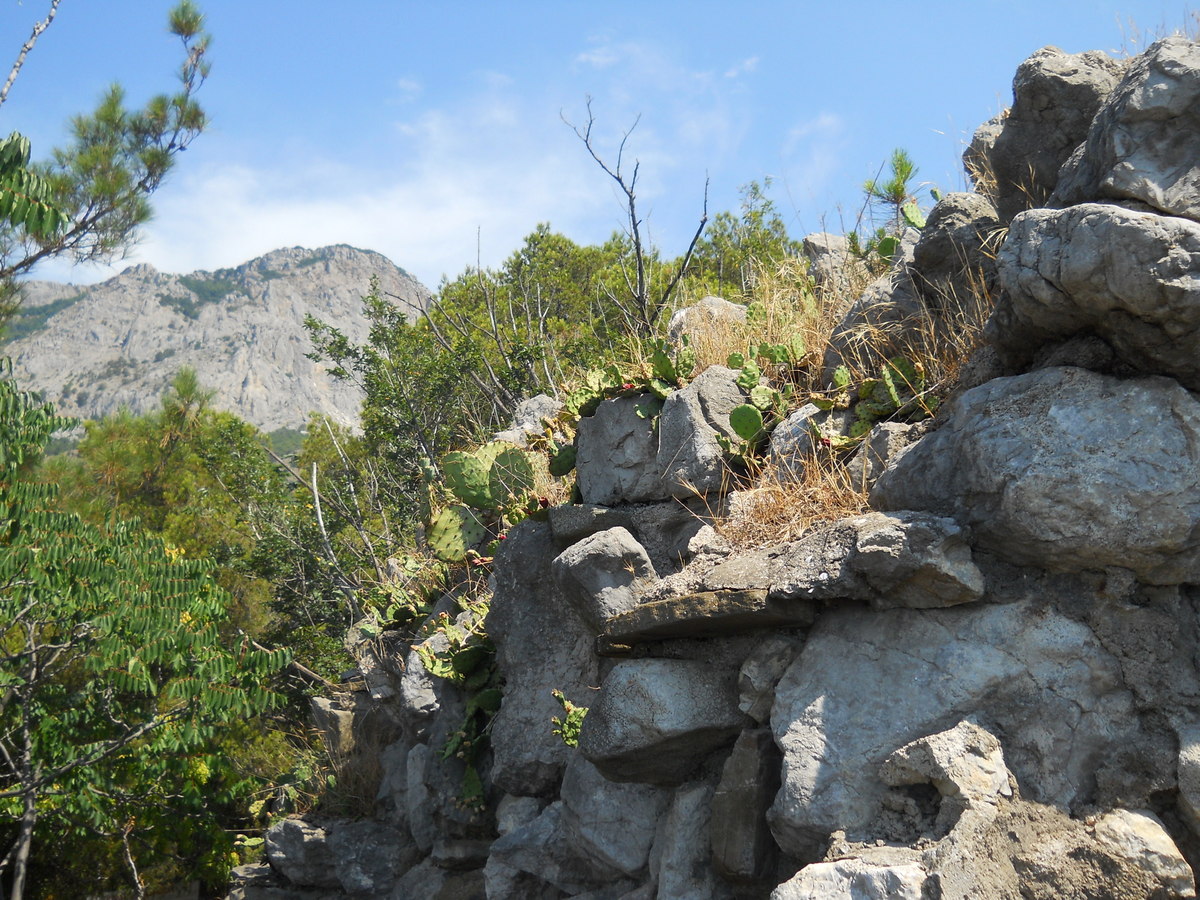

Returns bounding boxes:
[4,245,431,434]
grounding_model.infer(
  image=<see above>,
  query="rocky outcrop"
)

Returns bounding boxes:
[8,244,430,432]
[232,33,1200,900]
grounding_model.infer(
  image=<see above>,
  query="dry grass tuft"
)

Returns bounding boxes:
[715,454,869,550]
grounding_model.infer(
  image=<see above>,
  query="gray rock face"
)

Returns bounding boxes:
[9,245,430,432]
[658,365,748,499]
[493,393,562,446]
[767,511,984,610]
[845,421,924,492]
[264,819,339,889]
[487,521,601,796]
[1051,35,1200,221]
[990,202,1200,388]
[872,367,1200,584]
[652,780,734,900]
[768,600,1134,856]
[325,820,414,895]
[771,859,929,900]
[711,728,782,884]
[578,658,750,785]
[975,45,1124,221]
[552,526,658,632]
[486,757,669,896]
[910,192,1000,312]
[576,396,666,505]
[821,229,923,383]
[666,295,747,346]
[768,403,856,474]
[802,232,865,294]
[559,756,670,878]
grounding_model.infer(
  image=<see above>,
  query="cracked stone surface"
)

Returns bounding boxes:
[872,366,1200,585]
[990,202,1200,389]
[768,599,1135,857]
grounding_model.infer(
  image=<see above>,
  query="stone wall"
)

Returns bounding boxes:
[230,35,1200,900]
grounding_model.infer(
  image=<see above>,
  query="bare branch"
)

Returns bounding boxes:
[0,0,60,112]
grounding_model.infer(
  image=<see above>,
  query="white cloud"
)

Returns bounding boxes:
[724,56,759,78]
[393,77,422,102]
[28,36,772,289]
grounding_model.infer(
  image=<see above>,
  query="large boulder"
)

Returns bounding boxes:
[970,45,1124,221]
[576,396,667,504]
[1051,35,1200,221]
[657,365,748,499]
[552,526,657,632]
[990,202,1200,389]
[909,192,1000,315]
[578,658,750,785]
[768,599,1135,857]
[872,367,1200,584]
[652,780,735,900]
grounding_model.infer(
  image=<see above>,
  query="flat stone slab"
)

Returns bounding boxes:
[597,590,817,656]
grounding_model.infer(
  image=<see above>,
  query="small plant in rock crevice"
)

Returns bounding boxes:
[550,690,588,748]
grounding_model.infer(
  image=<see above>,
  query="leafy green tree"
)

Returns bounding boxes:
[688,178,802,297]
[0,0,210,322]
[0,361,286,898]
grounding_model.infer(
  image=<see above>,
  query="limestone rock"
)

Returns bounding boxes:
[1090,808,1196,898]
[990,202,1200,389]
[326,820,415,895]
[1052,35,1200,221]
[9,245,430,433]
[552,526,658,632]
[579,658,750,785]
[493,393,562,446]
[872,367,1200,584]
[596,590,815,656]
[666,295,747,346]
[976,45,1124,221]
[768,600,1134,857]
[486,758,669,897]
[910,192,1000,314]
[576,396,667,504]
[844,421,924,492]
[391,859,487,900]
[657,365,748,498]
[652,780,734,900]
[820,228,923,383]
[768,403,856,475]
[771,859,929,900]
[711,728,782,885]
[263,819,339,889]
[487,521,601,796]
[802,231,866,294]
[768,511,984,610]
[738,636,805,724]
[560,756,671,878]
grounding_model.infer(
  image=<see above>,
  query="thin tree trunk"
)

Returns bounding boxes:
[9,778,36,900]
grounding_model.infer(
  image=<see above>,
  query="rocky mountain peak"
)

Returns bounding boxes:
[4,244,431,435]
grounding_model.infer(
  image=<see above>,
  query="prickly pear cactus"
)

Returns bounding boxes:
[730,404,765,442]
[442,451,494,509]
[488,446,535,507]
[427,505,487,562]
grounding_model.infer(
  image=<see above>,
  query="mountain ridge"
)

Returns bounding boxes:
[5,244,431,433]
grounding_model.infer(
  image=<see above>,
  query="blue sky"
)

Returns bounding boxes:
[0,0,1194,289]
